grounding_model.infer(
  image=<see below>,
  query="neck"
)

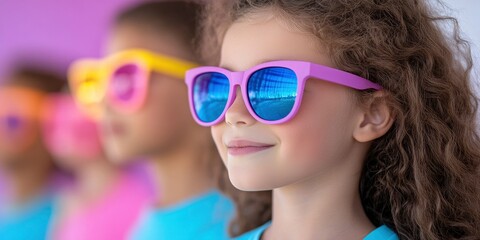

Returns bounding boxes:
[264,153,375,240]
[2,157,53,205]
[149,140,215,207]
[74,160,119,200]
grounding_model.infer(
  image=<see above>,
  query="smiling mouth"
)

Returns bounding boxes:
[226,140,275,156]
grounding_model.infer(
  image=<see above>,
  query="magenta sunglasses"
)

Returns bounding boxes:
[185,60,382,126]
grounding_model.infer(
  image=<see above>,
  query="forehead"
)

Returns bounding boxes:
[220,11,333,71]
[105,24,193,61]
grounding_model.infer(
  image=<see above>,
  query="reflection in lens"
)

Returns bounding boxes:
[110,64,141,102]
[247,67,297,121]
[193,72,230,123]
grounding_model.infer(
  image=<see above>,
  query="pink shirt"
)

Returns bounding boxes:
[52,173,151,240]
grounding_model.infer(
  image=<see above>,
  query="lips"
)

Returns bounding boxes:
[226,140,274,156]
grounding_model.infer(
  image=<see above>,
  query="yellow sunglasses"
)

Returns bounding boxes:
[68,49,198,118]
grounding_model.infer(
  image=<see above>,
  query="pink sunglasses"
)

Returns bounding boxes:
[185,60,382,126]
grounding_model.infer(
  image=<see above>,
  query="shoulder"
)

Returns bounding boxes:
[234,222,271,240]
[364,225,399,240]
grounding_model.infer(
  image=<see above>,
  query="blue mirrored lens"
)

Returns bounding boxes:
[193,72,230,123]
[247,67,297,121]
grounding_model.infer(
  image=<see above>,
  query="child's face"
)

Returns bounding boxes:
[99,24,198,162]
[212,13,365,191]
[0,86,49,170]
[42,95,103,170]
[0,116,40,167]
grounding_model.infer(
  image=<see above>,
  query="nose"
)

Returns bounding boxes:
[99,89,119,119]
[225,87,256,127]
[100,93,112,114]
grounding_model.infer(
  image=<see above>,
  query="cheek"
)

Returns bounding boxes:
[276,119,351,171]
[146,81,191,126]
[126,81,194,149]
[211,125,227,164]
[138,89,179,134]
[128,110,163,144]
[272,96,358,178]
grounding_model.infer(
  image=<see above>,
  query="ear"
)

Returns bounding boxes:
[353,91,394,142]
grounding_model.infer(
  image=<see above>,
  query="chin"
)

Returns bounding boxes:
[228,170,277,192]
[104,146,134,164]
[109,156,136,165]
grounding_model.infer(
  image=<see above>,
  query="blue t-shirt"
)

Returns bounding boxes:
[0,193,55,240]
[129,190,234,240]
[235,222,399,240]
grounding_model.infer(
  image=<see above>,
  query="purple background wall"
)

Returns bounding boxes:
[0,0,140,79]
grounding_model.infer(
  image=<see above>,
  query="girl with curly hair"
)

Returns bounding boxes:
[185,0,480,239]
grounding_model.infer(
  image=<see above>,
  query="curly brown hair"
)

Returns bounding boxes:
[201,0,480,239]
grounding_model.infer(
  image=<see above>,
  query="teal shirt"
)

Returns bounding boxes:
[235,222,399,240]
[0,193,55,240]
[129,190,234,240]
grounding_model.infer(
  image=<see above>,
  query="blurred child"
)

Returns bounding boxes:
[69,1,234,239]
[0,66,64,239]
[188,0,480,239]
[44,94,151,240]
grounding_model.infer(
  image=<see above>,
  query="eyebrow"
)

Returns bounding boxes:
[219,59,277,72]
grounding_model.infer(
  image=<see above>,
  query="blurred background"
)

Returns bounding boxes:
[0,0,139,79]
[440,0,480,86]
